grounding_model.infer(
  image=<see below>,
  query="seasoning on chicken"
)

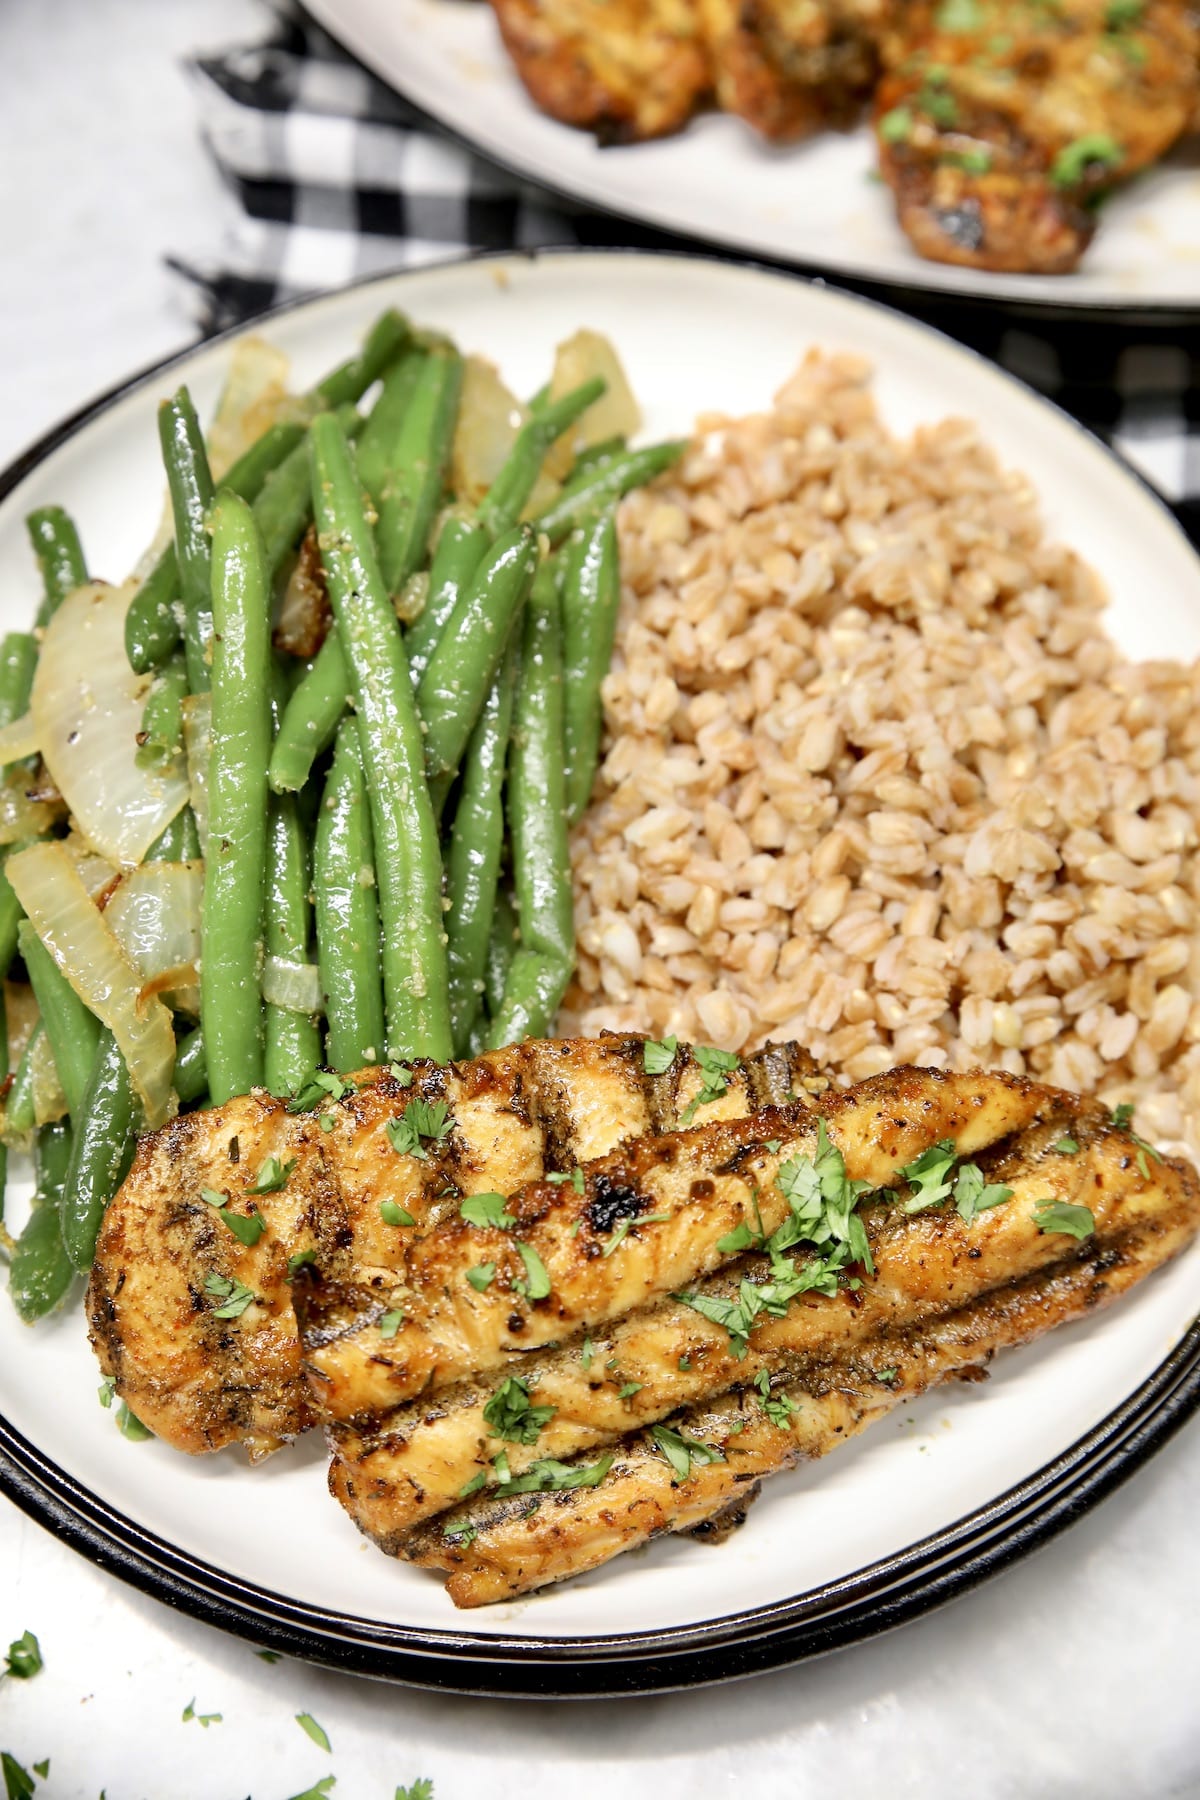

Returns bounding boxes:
[873,0,1200,273]
[488,0,711,143]
[87,1036,820,1456]
[401,1107,1200,1603]
[699,0,893,140]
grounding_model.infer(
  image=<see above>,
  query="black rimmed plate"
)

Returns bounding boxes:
[2,251,1199,1695]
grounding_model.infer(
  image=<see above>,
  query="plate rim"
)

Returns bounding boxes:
[1,248,1199,1694]
[304,0,1200,319]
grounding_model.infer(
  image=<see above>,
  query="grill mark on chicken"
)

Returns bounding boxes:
[87,1037,819,1455]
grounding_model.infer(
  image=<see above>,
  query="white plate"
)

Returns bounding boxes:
[1,252,1199,1692]
[307,0,1200,311]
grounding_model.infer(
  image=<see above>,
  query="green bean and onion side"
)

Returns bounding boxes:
[0,305,683,1328]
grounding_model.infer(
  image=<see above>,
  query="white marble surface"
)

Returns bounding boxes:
[1,3,1199,1795]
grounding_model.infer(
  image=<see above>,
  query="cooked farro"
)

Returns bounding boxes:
[559,351,1200,1155]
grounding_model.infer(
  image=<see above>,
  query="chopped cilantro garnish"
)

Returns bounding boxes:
[31,1768,47,1785]
[754,1369,798,1428]
[679,1045,740,1126]
[200,1186,228,1208]
[899,1139,958,1213]
[286,1249,317,1281]
[442,1521,478,1547]
[396,1781,434,1800]
[459,1192,515,1231]
[3,1632,42,1681]
[204,1270,257,1319]
[245,1154,295,1195]
[879,104,913,144]
[618,1382,643,1399]
[221,1206,266,1247]
[580,1335,595,1370]
[953,1162,1013,1226]
[466,1262,496,1292]
[602,1212,670,1258]
[643,1035,678,1075]
[1112,1102,1135,1129]
[458,1471,487,1500]
[936,0,981,26]
[483,1376,555,1445]
[295,1712,332,1752]
[876,1367,899,1385]
[1052,1136,1080,1155]
[501,1452,614,1496]
[649,1424,725,1483]
[288,1782,337,1800]
[547,1166,585,1193]
[385,1097,454,1159]
[1106,0,1142,22]
[1130,1133,1163,1181]
[1033,1199,1095,1241]
[116,1403,152,1442]
[98,1376,116,1409]
[2,1755,37,1800]
[378,1309,404,1339]
[182,1697,222,1727]
[514,1240,551,1300]
[287,1070,349,1112]
[678,1355,691,1371]
[379,1199,415,1227]
[1050,133,1123,188]
[942,146,992,173]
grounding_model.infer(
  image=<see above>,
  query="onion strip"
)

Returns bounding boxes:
[7,841,176,1128]
[262,955,322,1016]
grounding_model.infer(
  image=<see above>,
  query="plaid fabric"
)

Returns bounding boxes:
[180,2,1199,543]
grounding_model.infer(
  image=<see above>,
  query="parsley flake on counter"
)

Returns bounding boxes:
[386,1098,453,1159]
[204,1271,257,1319]
[286,1250,317,1281]
[514,1240,552,1299]
[3,1633,41,1681]
[953,1163,1013,1227]
[643,1035,678,1075]
[466,1262,495,1292]
[899,1139,958,1213]
[1052,1136,1080,1155]
[287,1779,336,1800]
[378,1309,404,1339]
[754,1369,798,1429]
[680,1046,741,1127]
[246,1155,295,1195]
[295,1712,332,1752]
[181,1698,222,1727]
[602,1212,669,1258]
[1,1754,36,1800]
[379,1199,415,1227]
[501,1453,614,1496]
[1033,1199,1095,1241]
[459,1192,514,1231]
[649,1424,725,1483]
[483,1376,555,1444]
[396,1781,434,1800]
[547,1167,585,1193]
[31,1769,47,1784]
[255,1649,282,1663]
[116,1403,152,1442]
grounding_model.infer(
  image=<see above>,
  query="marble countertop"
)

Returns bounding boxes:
[1,2,1198,1793]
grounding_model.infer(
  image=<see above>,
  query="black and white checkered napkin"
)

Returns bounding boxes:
[180,3,1200,542]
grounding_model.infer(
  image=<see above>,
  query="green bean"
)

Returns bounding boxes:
[60,1030,135,1271]
[534,440,687,543]
[313,718,385,1072]
[309,414,451,1061]
[174,1025,207,1106]
[477,377,605,539]
[483,887,519,1020]
[353,350,424,502]
[9,1122,76,1322]
[0,633,38,732]
[0,987,7,1221]
[375,347,463,593]
[404,513,489,689]
[264,795,321,1096]
[487,558,574,1048]
[5,1025,39,1139]
[136,651,188,770]
[417,525,537,816]
[445,634,519,1055]
[311,308,410,411]
[267,634,346,795]
[19,921,100,1121]
[201,492,272,1104]
[159,388,216,693]
[571,434,627,477]
[223,420,307,502]
[561,507,621,825]
[146,805,201,863]
[26,506,88,628]
[0,851,22,978]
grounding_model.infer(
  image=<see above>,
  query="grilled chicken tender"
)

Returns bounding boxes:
[700,0,893,140]
[327,1091,1113,1538]
[874,0,1200,273]
[488,0,711,142]
[405,1119,1200,1604]
[87,1037,819,1455]
[299,1065,1044,1424]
